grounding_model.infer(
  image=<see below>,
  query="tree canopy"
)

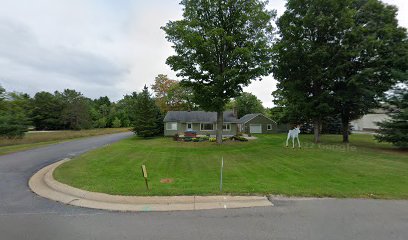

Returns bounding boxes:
[272,0,408,143]
[162,0,275,143]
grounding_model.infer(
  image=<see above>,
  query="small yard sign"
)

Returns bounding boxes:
[141,165,149,190]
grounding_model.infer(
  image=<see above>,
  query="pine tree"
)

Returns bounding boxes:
[375,86,408,149]
[132,86,163,138]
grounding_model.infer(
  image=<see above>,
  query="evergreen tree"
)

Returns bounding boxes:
[31,91,64,130]
[375,86,408,149]
[132,86,163,138]
[56,89,92,130]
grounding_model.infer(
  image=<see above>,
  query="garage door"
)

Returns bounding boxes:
[249,124,262,133]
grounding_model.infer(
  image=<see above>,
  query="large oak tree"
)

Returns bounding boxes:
[162,0,275,143]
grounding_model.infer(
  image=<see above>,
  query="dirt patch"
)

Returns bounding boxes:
[160,178,174,184]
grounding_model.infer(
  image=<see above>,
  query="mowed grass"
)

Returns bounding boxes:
[0,128,130,155]
[54,134,408,199]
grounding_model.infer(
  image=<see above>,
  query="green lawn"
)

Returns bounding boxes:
[54,134,408,199]
[0,128,130,156]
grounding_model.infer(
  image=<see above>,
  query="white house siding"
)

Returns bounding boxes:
[351,113,390,131]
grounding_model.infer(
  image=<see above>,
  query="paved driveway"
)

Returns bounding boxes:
[0,132,407,240]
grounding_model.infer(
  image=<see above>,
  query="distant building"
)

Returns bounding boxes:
[351,109,390,131]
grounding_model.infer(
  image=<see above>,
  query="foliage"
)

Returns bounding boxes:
[96,117,107,128]
[151,74,179,112]
[272,0,352,143]
[132,86,163,138]
[375,86,408,148]
[151,74,196,112]
[162,0,275,143]
[31,92,64,130]
[231,135,248,141]
[0,89,30,138]
[273,0,408,143]
[56,89,92,130]
[233,92,264,118]
[112,117,122,128]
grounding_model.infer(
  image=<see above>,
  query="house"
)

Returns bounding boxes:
[238,113,278,134]
[351,109,390,132]
[163,111,239,136]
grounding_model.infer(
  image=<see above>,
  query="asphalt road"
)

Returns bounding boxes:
[0,132,407,240]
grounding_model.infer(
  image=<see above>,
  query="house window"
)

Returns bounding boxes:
[200,123,214,131]
[186,123,193,130]
[166,122,177,130]
[267,124,272,130]
[223,123,231,131]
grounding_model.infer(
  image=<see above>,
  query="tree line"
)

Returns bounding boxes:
[0,85,143,138]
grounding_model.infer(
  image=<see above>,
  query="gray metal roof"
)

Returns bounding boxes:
[238,113,276,124]
[164,111,239,123]
[238,114,259,124]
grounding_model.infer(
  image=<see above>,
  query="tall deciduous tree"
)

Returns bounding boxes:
[333,0,408,143]
[162,0,275,143]
[272,0,353,143]
[151,74,178,112]
[132,86,163,138]
[273,0,407,143]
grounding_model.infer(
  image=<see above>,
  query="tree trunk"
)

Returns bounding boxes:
[216,111,223,144]
[341,117,349,143]
[313,120,321,143]
[341,112,350,143]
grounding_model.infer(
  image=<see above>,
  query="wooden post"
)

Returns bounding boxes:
[220,157,223,192]
[141,165,149,190]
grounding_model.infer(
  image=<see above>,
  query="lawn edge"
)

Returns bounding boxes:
[29,158,273,212]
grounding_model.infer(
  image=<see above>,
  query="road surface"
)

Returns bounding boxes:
[0,132,407,240]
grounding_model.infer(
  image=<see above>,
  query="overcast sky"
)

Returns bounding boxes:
[0,0,406,107]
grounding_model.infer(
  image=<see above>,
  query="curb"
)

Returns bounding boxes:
[29,159,273,212]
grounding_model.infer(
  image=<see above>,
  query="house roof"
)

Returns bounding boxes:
[164,111,239,123]
[238,113,276,124]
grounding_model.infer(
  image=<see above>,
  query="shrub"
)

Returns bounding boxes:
[209,137,216,142]
[231,135,248,142]
[184,137,192,142]
[173,133,179,141]
[200,136,209,141]
[192,138,199,142]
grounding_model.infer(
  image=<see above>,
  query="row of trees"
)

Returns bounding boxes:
[162,0,407,145]
[0,85,153,138]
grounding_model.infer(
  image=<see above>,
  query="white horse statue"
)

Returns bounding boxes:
[286,126,301,148]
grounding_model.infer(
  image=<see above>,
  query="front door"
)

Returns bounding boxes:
[186,122,193,130]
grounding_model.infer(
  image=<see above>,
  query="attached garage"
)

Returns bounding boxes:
[239,113,278,134]
[249,124,262,133]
